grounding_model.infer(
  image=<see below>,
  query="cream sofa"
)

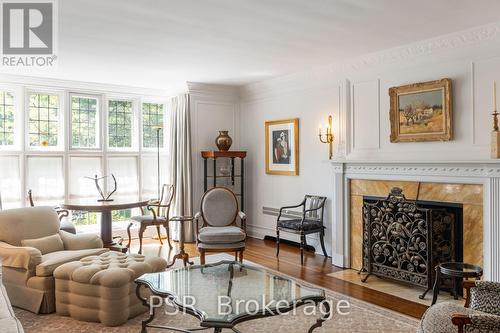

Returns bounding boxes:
[0,206,108,314]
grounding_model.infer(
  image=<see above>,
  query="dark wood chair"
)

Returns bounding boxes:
[127,184,174,254]
[276,195,328,265]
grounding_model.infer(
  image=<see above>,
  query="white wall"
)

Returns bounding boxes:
[239,22,500,257]
[188,82,241,211]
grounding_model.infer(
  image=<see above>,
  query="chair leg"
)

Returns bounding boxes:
[239,250,244,263]
[126,222,133,250]
[200,250,206,265]
[156,225,164,245]
[276,229,280,257]
[300,233,305,265]
[234,252,238,261]
[164,223,172,249]
[138,224,146,255]
[320,230,328,257]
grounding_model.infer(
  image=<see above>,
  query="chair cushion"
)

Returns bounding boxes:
[21,234,64,255]
[131,215,168,224]
[198,226,245,244]
[471,281,500,316]
[278,219,323,231]
[36,248,109,277]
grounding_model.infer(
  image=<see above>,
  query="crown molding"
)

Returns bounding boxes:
[187,82,240,103]
[240,21,500,102]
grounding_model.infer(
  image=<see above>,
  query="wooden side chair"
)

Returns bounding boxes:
[128,184,175,254]
[195,187,246,265]
[276,195,328,265]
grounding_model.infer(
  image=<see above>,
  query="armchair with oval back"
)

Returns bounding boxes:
[195,187,247,265]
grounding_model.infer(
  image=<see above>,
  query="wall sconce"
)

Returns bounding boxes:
[318,115,334,159]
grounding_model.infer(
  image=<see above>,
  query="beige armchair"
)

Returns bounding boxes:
[195,187,246,265]
[0,206,108,314]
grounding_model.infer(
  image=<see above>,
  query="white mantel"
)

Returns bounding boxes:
[330,160,500,282]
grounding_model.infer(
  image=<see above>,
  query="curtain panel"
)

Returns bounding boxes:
[168,93,194,242]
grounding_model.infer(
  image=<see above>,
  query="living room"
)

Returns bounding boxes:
[0,1,499,332]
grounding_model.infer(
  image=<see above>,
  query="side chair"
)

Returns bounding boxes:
[276,195,328,265]
[128,184,175,254]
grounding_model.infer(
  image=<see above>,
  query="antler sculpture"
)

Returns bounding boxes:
[85,174,117,202]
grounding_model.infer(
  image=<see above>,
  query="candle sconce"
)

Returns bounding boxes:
[318,115,334,159]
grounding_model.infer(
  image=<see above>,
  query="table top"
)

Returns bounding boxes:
[135,260,324,326]
[60,198,149,212]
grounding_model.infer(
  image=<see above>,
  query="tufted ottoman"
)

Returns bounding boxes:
[53,252,167,326]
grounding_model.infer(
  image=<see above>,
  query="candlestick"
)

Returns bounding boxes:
[495,81,497,111]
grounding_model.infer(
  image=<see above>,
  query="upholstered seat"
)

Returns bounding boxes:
[277,219,323,231]
[198,226,246,243]
[130,215,168,224]
[417,280,500,333]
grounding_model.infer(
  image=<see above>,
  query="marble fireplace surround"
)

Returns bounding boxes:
[331,161,500,282]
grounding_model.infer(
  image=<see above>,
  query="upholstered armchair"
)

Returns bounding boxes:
[27,189,76,234]
[0,206,108,314]
[195,187,246,265]
[418,280,500,333]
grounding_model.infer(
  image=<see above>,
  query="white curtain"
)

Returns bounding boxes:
[168,93,193,242]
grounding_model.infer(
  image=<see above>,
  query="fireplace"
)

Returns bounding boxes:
[360,187,463,297]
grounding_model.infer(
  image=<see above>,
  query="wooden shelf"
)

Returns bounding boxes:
[201,151,247,158]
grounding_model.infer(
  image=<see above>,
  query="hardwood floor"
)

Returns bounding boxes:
[132,236,427,319]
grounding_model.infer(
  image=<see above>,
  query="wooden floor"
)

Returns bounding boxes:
[133,236,427,319]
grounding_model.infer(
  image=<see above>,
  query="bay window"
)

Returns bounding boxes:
[0,83,168,233]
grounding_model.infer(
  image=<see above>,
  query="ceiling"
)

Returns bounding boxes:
[3,0,500,92]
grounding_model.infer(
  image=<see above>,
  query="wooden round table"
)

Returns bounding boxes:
[61,198,149,252]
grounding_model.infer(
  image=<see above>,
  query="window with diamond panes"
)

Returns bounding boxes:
[142,102,163,148]
[0,92,14,146]
[28,93,59,147]
[108,100,132,148]
[71,96,98,148]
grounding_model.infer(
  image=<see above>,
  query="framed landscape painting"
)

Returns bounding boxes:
[389,78,452,142]
[265,118,299,175]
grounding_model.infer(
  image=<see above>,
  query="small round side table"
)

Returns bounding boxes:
[431,262,483,305]
[166,216,194,268]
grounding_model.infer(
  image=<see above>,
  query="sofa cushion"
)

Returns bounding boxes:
[198,226,245,244]
[21,234,64,255]
[36,248,109,277]
[58,231,103,250]
[0,206,60,246]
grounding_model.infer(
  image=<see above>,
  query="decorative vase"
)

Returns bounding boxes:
[215,130,232,151]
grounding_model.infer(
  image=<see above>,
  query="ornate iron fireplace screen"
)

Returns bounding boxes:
[360,187,462,298]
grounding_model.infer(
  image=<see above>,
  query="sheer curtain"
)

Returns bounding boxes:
[0,156,21,209]
[168,93,193,242]
[26,156,64,206]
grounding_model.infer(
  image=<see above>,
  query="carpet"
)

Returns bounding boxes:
[14,255,419,333]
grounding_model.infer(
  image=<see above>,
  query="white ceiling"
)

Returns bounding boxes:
[4,0,500,92]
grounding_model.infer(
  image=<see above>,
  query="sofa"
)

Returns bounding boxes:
[0,206,108,314]
[0,282,23,333]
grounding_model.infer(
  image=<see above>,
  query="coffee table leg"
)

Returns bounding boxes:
[308,301,331,332]
[431,266,441,305]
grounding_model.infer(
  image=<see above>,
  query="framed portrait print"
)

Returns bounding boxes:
[265,118,299,176]
[389,78,452,142]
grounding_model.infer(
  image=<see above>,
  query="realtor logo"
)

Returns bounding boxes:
[1,0,57,67]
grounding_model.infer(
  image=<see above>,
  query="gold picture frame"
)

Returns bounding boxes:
[389,78,452,142]
[265,118,299,175]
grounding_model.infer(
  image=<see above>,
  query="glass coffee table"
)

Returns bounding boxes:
[135,261,330,333]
